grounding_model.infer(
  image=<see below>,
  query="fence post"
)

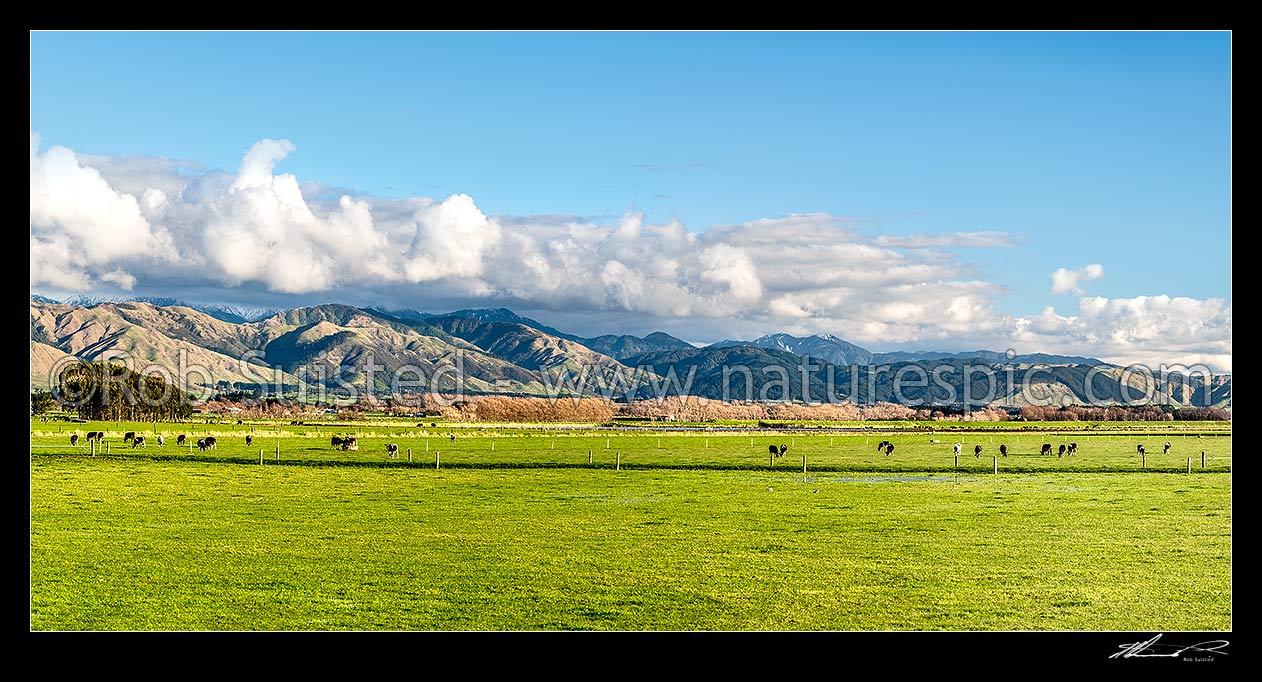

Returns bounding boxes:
[1187,458,1192,474]
[1202,450,1206,468]
[435,451,440,469]
[993,456,998,474]
[259,449,263,465]
[408,449,412,463]
[588,450,592,464]
[802,452,807,475]
[616,452,621,471]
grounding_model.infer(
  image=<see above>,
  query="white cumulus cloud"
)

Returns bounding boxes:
[1050,263,1105,294]
[27,134,1230,372]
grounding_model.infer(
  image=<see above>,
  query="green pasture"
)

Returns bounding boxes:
[31,419,1232,473]
[30,458,1230,630]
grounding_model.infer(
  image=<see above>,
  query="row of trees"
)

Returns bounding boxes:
[55,362,194,422]
[1018,404,1231,422]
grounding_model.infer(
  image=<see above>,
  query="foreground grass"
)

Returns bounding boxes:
[31,458,1230,630]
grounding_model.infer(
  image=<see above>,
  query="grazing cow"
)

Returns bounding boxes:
[156,435,164,446]
[877,440,890,452]
[1040,443,1053,456]
[768,444,779,457]
[70,434,79,446]
[331,436,345,449]
[450,434,456,443]
[884,443,895,456]
[999,444,1008,458]
[778,444,788,458]
[1058,444,1066,458]
[197,439,208,452]
[1137,444,1145,456]
[385,443,399,458]
[85,431,100,441]
[177,434,186,446]
[1163,441,1171,454]
[953,443,962,456]
[342,438,359,452]
[132,436,146,448]
[205,436,217,449]
[245,435,253,447]
[974,444,982,458]
[123,431,136,442]
[1067,442,1077,456]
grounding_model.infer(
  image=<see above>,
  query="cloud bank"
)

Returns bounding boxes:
[29,135,1231,371]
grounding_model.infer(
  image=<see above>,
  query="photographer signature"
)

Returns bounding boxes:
[1110,634,1229,659]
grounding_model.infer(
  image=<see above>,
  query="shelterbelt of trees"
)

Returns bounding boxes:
[50,362,193,422]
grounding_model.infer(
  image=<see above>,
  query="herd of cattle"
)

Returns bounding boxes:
[64,431,1178,460]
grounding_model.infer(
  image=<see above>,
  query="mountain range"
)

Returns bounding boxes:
[29,297,1230,408]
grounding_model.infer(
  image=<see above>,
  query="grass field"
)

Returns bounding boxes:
[30,419,1231,630]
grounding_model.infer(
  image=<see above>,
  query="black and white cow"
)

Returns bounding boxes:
[999,444,1008,458]
[1040,443,1053,456]
[70,434,79,446]
[974,444,982,458]
[385,443,399,458]
[132,436,146,448]
[177,434,187,446]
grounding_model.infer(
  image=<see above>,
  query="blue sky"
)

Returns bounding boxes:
[30,31,1232,367]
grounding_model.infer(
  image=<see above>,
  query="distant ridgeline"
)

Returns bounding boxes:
[30,298,1230,410]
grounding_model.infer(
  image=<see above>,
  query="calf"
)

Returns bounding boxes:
[1040,443,1053,456]
[385,443,399,458]
[177,434,186,446]
[132,436,146,448]
[999,444,1008,458]
[123,431,136,442]
[70,434,79,446]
